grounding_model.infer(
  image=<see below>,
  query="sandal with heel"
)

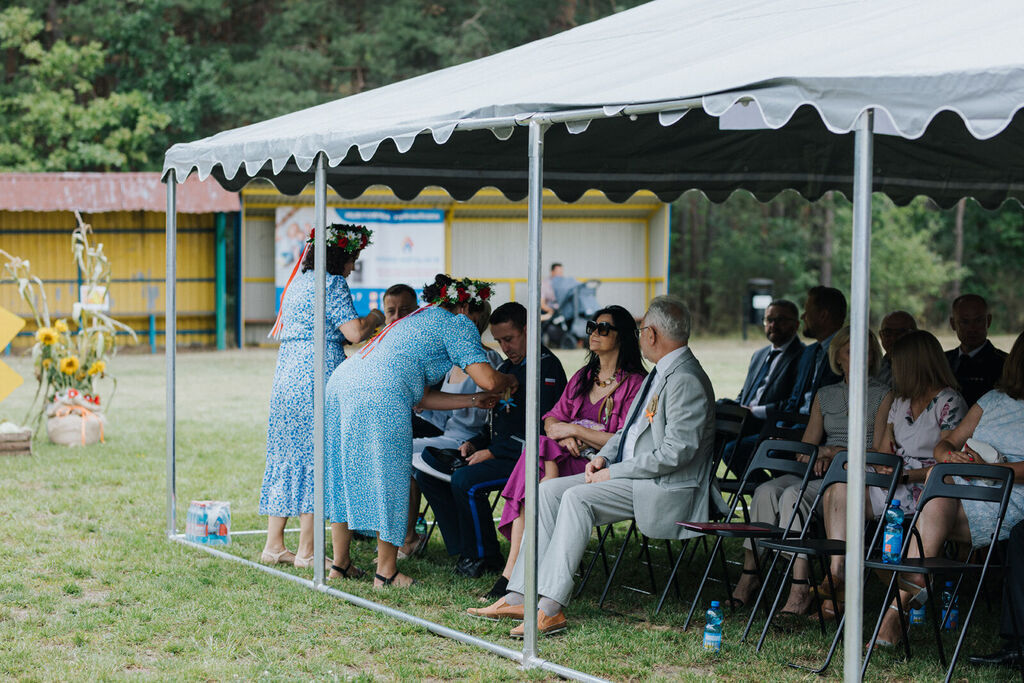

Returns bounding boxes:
[776,578,812,619]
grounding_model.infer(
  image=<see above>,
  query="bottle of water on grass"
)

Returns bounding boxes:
[882,499,904,564]
[704,600,723,653]
[941,581,959,630]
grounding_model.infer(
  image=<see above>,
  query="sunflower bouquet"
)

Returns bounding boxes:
[1,212,136,442]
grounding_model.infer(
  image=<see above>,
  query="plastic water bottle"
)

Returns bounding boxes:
[909,605,926,625]
[415,515,427,536]
[703,600,723,653]
[941,581,959,630]
[882,499,904,564]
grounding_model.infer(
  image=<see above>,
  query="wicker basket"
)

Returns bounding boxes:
[0,426,33,456]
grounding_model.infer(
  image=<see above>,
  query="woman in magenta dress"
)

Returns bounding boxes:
[486,305,647,598]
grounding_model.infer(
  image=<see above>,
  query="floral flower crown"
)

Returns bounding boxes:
[428,277,494,307]
[307,223,372,254]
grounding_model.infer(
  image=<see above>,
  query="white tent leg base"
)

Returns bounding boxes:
[168,535,608,683]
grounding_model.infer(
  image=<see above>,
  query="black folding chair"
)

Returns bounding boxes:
[676,439,818,630]
[862,462,1015,683]
[747,450,903,673]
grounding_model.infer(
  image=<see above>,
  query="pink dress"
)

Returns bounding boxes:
[497,367,645,538]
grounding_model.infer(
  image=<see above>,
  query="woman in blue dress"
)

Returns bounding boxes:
[259,224,384,570]
[325,274,518,588]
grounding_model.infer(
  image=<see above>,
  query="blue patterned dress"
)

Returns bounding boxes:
[259,271,357,517]
[959,390,1024,547]
[324,306,489,546]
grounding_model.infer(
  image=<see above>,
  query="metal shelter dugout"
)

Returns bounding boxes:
[163,1,1024,680]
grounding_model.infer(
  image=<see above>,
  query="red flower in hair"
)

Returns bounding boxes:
[360,236,368,247]
[478,286,491,300]
[338,237,348,248]
[439,286,447,298]
[457,287,470,302]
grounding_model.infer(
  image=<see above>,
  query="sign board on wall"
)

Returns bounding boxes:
[274,207,446,316]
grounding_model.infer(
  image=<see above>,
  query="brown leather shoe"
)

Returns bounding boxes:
[509,611,568,638]
[466,597,525,621]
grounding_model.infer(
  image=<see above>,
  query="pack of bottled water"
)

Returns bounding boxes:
[186,500,231,545]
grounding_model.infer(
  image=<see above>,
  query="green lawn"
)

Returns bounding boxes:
[0,335,1016,681]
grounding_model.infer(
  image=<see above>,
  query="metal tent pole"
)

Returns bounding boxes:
[844,108,874,682]
[522,119,547,665]
[313,154,327,588]
[165,171,177,538]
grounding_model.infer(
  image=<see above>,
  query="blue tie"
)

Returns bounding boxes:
[742,349,780,406]
[614,367,657,463]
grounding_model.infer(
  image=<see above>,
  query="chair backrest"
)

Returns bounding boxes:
[746,439,817,481]
[902,462,1015,556]
[813,450,904,546]
[725,439,818,520]
[757,409,811,442]
[712,403,750,467]
[820,450,904,496]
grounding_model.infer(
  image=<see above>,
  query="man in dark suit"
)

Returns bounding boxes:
[782,285,846,414]
[945,294,1007,406]
[721,299,804,477]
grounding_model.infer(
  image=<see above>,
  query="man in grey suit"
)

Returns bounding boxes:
[468,295,721,636]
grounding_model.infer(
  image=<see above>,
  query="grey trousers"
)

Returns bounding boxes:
[743,474,822,551]
[507,473,635,607]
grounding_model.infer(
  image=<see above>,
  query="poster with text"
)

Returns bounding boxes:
[274,207,446,316]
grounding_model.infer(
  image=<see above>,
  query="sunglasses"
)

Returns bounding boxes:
[586,321,618,336]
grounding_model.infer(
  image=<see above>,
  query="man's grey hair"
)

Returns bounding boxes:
[645,295,691,343]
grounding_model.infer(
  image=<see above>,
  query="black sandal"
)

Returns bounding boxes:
[777,578,811,617]
[329,562,365,579]
[375,570,400,586]
[374,570,415,588]
[725,569,760,609]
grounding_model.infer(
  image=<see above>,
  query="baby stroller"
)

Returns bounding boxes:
[542,279,601,349]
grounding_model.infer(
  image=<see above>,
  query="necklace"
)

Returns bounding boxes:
[595,372,617,388]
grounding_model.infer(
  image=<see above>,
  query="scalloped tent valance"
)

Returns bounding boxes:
[163,0,1024,208]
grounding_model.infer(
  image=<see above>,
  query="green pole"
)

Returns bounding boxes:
[215,213,226,350]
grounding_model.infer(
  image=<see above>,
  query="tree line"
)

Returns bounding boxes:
[2,1,1021,334]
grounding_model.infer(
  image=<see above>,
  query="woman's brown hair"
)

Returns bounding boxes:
[996,329,1024,400]
[890,330,960,400]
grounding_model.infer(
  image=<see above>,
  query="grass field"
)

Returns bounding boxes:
[0,334,1017,681]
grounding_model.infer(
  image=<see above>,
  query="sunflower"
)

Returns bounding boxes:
[36,327,58,345]
[87,360,106,376]
[59,356,80,375]
[41,358,53,369]
[54,319,69,334]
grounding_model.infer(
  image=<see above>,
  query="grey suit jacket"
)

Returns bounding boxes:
[599,346,723,540]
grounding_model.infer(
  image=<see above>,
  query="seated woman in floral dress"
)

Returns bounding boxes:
[874,329,1024,648]
[483,305,647,599]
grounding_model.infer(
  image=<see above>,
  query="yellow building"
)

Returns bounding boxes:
[240,183,669,344]
[0,173,239,350]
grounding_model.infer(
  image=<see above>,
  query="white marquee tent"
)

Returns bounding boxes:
[163,1,1024,680]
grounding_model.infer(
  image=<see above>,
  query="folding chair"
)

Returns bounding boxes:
[676,439,818,630]
[414,487,503,555]
[581,402,752,608]
[862,462,1015,683]
[747,450,903,673]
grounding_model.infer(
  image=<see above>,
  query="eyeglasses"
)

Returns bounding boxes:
[634,326,652,339]
[586,321,618,336]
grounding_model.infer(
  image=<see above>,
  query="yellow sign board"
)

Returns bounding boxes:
[0,306,25,403]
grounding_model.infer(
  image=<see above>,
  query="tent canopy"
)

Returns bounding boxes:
[164,0,1024,208]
